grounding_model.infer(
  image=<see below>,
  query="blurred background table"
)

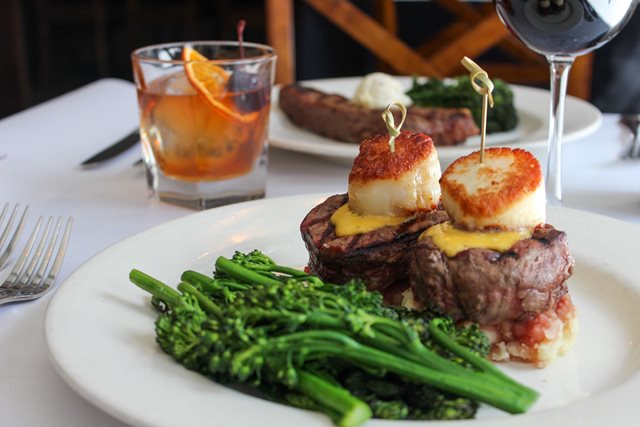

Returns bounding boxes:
[1,77,639,426]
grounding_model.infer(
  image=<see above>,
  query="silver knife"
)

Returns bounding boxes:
[81,130,140,167]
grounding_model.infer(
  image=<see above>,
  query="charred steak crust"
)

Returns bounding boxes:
[300,194,449,291]
[409,224,575,325]
[279,84,479,146]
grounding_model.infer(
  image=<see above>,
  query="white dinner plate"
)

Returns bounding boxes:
[269,77,602,166]
[46,194,640,427]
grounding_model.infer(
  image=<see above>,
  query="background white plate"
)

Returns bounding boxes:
[46,194,640,427]
[269,77,603,167]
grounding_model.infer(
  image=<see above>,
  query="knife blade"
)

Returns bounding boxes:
[81,130,140,167]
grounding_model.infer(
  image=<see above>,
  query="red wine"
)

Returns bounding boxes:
[495,0,638,56]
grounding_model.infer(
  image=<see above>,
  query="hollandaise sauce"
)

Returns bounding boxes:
[331,204,409,237]
[422,222,531,257]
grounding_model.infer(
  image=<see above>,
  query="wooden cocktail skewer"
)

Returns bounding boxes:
[461,57,494,164]
[381,102,407,153]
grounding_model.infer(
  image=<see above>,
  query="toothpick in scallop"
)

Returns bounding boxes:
[461,56,494,164]
[381,102,407,153]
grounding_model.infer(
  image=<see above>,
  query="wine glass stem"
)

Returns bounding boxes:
[546,55,574,205]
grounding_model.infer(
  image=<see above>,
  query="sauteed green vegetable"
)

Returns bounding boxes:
[406,76,518,134]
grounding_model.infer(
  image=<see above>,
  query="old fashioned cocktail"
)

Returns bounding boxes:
[132,42,275,209]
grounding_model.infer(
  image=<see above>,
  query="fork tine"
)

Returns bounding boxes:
[0,203,9,228]
[2,216,43,288]
[0,204,29,268]
[0,204,19,246]
[31,217,62,288]
[12,217,55,289]
[41,217,73,288]
[0,203,14,251]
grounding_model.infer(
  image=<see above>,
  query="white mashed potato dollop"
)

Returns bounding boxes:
[352,72,412,109]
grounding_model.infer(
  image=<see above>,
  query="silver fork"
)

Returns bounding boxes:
[0,216,73,305]
[0,203,30,270]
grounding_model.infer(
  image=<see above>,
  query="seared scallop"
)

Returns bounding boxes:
[440,147,545,231]
[348,131,441,217]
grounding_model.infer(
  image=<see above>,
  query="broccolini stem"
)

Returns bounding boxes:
[360,319,484,379]
[181,270,250,291]
[267,266,324,286]
[296,370,372,427]
[129,269,186,309]
[215,256,281,286]
[427,318,535,392]
[244,261,320,281]
[217,255,325,287]
[236,330,538,414]
[177,282,224,320]
[359,331,467,378]
[366,327,540,407]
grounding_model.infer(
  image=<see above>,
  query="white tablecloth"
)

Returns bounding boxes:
[0,79,639,426]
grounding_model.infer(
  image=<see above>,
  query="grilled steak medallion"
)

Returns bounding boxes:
[300,194,448,291]
[408,224,575,325]
[279,84,479,146]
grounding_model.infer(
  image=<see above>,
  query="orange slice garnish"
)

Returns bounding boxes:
[182,46,258,124]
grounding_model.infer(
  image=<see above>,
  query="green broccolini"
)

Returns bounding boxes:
[406,76,519,133]
[129,250,538,427]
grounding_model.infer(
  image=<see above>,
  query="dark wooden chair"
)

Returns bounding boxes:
[265,0,593,100]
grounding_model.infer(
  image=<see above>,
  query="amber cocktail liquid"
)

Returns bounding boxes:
[132,42,276,209]
[139,74,269,180]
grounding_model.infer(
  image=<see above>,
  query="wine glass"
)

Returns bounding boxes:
[494,0,639,204]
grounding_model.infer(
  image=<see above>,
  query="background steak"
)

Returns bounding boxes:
[300,194,448,291]
[408,225,575,325]
[279,84,479,146]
